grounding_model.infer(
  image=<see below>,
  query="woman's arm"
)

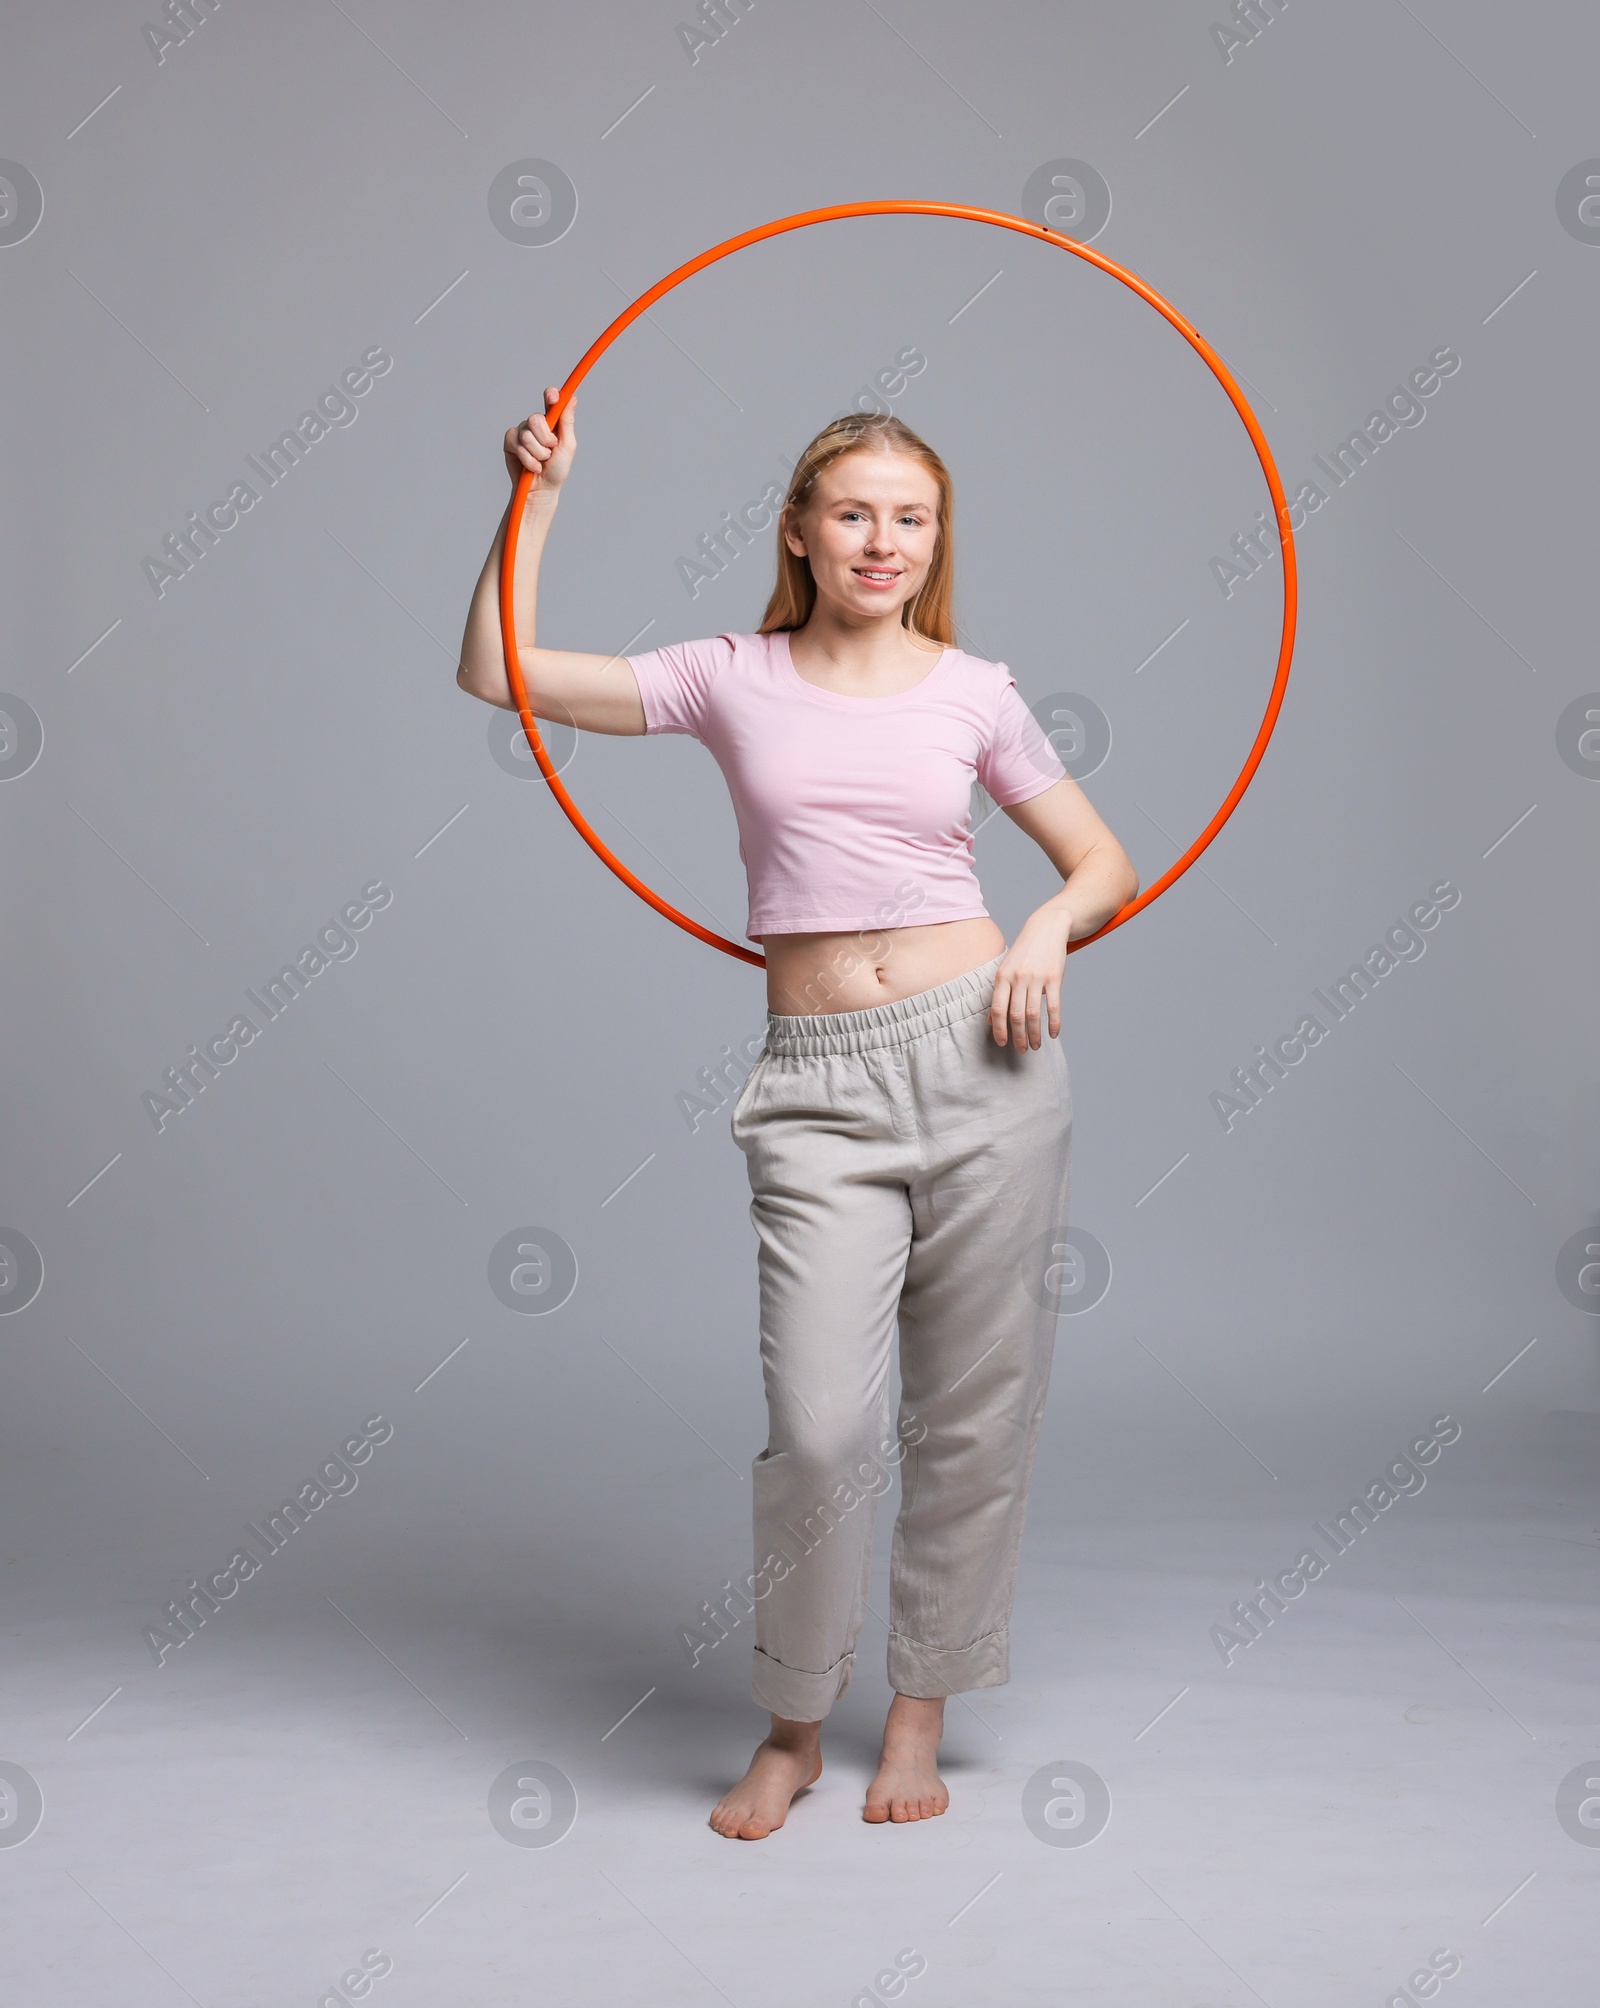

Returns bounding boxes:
[988,777,1140,1048]
[456,388,647,735]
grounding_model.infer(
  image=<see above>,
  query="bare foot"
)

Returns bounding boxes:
[864,1693,949,1823]
[709,1716,823,1840]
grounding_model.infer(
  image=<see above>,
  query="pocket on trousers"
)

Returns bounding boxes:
[728,1052,769,1145]
[1052,1037,1073,1125]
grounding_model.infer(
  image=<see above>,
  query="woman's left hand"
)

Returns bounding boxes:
[990,906,1074,1048]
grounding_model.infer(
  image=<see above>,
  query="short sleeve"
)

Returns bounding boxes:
[976,671,1068,805]
[625,633,734,739]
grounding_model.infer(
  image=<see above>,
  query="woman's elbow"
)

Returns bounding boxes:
[456,663,507,708]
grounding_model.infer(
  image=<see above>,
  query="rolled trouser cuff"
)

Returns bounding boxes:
[751,1643,856,1721]
[887,1625,1008,1699]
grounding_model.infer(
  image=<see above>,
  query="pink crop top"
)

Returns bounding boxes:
[624,629,1067,941]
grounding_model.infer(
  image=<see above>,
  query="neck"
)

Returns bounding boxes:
[787,604,941,678]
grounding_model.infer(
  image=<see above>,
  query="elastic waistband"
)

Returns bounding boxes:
[764,954,1003,1058]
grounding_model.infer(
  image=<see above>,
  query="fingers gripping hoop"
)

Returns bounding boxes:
[499,200,1298,972]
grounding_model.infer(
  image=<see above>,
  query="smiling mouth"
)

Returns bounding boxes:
[852,567,901,586]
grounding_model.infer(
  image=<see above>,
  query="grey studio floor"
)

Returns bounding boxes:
[2,1404,1593,2005]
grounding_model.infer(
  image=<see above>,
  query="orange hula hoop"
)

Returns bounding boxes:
[499,200,1297,972]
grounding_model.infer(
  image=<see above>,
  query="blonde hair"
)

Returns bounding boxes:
[757,412,954,645]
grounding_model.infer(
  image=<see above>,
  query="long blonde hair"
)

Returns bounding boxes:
[757,412,955,645]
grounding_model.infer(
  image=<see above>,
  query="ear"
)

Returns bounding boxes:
[780,506,808,558]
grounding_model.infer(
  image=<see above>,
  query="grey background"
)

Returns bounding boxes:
[2,2,1596,2002]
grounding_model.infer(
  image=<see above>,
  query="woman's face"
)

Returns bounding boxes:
[783,449,942,627]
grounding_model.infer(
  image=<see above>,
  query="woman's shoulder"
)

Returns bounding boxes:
[627,632,760,736]
[941,643,1017,698]
[687,630,793,676]
[630,630,740,678]
[937,635,1005,669]
[641,630,768,663]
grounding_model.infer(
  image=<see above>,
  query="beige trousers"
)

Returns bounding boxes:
[730,953,1073,1721]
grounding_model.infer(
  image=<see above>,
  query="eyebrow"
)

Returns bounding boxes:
[829,496,934,510]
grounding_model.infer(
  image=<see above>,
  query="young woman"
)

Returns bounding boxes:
[457,390,1138,1841]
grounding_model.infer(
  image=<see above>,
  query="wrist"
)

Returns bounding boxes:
[516,482,560,519]
[1029,898,1076,941]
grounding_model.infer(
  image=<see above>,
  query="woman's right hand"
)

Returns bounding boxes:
[504,386,577,499]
